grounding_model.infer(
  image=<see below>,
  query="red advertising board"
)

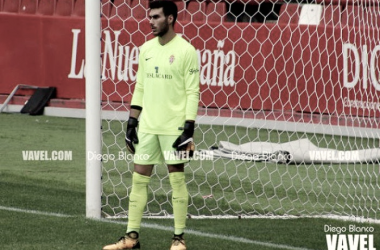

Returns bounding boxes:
[0,7,379,119]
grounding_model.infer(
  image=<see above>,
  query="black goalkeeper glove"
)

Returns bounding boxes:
[125,117,139,154]
[172,121,195,157]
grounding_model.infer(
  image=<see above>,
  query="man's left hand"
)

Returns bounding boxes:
[173,121,195,157]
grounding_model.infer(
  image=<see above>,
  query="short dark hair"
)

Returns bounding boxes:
[149,0,178,25]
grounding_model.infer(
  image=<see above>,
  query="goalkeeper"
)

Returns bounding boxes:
[103,1,199,250]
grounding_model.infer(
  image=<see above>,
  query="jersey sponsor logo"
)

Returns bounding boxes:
[146,66,173,79]
[145,57,153,61]
[146,72,173,79]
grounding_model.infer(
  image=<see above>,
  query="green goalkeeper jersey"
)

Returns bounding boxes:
[131,35,200,135]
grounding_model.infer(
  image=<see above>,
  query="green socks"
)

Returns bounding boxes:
[126,172,151,234]
[126,171,189,236]
[169,172,189,235]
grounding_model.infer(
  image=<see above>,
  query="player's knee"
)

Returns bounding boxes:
[167,163,185,173]
[132,172,151,186]
[133,164,154,177]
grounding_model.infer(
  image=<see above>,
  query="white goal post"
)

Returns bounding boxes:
[86,0,380,222]
[85,0,102,219]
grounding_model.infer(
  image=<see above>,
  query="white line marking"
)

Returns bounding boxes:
[0,205,72,217]
[0,205,314,250]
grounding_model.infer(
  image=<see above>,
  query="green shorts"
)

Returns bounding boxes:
[134,132,189,165]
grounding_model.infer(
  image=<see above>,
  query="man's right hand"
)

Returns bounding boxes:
[125,117,139,154]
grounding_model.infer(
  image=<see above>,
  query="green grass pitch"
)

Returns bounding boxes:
[0,113,379,250]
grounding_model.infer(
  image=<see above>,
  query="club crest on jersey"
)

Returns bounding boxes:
[169,55,175,64]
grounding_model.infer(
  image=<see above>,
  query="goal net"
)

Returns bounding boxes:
[99,0,380,221]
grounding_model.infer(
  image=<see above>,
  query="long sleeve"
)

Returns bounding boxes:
[183,47,200,121]
[130,48,145,108]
